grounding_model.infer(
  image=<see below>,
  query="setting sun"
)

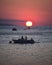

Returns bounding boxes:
[26,21,32,27]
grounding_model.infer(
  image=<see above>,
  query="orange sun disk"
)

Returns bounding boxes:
[26,21,32,27]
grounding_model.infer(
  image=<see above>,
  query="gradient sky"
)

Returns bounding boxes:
[0,0,52,26]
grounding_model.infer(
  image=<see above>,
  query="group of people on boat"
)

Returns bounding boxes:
[19,36,34,41]
[13,36,35,44]
[9,36,35,44]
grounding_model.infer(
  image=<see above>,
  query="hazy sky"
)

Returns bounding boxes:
[0,0,52,26]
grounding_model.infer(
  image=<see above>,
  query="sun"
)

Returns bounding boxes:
[26,21,32,27]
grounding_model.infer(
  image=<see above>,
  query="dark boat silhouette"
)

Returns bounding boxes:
[12,28,17,31]
[9,36,35,44]
[12,39,35,44]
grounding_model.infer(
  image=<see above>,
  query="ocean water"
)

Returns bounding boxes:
[0,25,52,43]
[0,25,52,65]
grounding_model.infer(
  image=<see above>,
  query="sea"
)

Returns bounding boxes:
[0,25,52,65]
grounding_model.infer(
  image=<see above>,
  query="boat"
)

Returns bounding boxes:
[12,28,17,31]
[12,39,35,44]
[9,36,35,44]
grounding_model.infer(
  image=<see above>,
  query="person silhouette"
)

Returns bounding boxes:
[25,36,27,40]
[31,38,33,41]
[21,36,24,40]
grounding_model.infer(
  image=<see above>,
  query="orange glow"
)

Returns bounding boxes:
[26,21,32,27]
[0,0,52,26]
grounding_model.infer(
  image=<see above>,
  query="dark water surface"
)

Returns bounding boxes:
[0,26,52,65]
[0,26,52,43]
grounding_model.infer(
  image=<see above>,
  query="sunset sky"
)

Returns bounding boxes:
[0,0,52,26]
